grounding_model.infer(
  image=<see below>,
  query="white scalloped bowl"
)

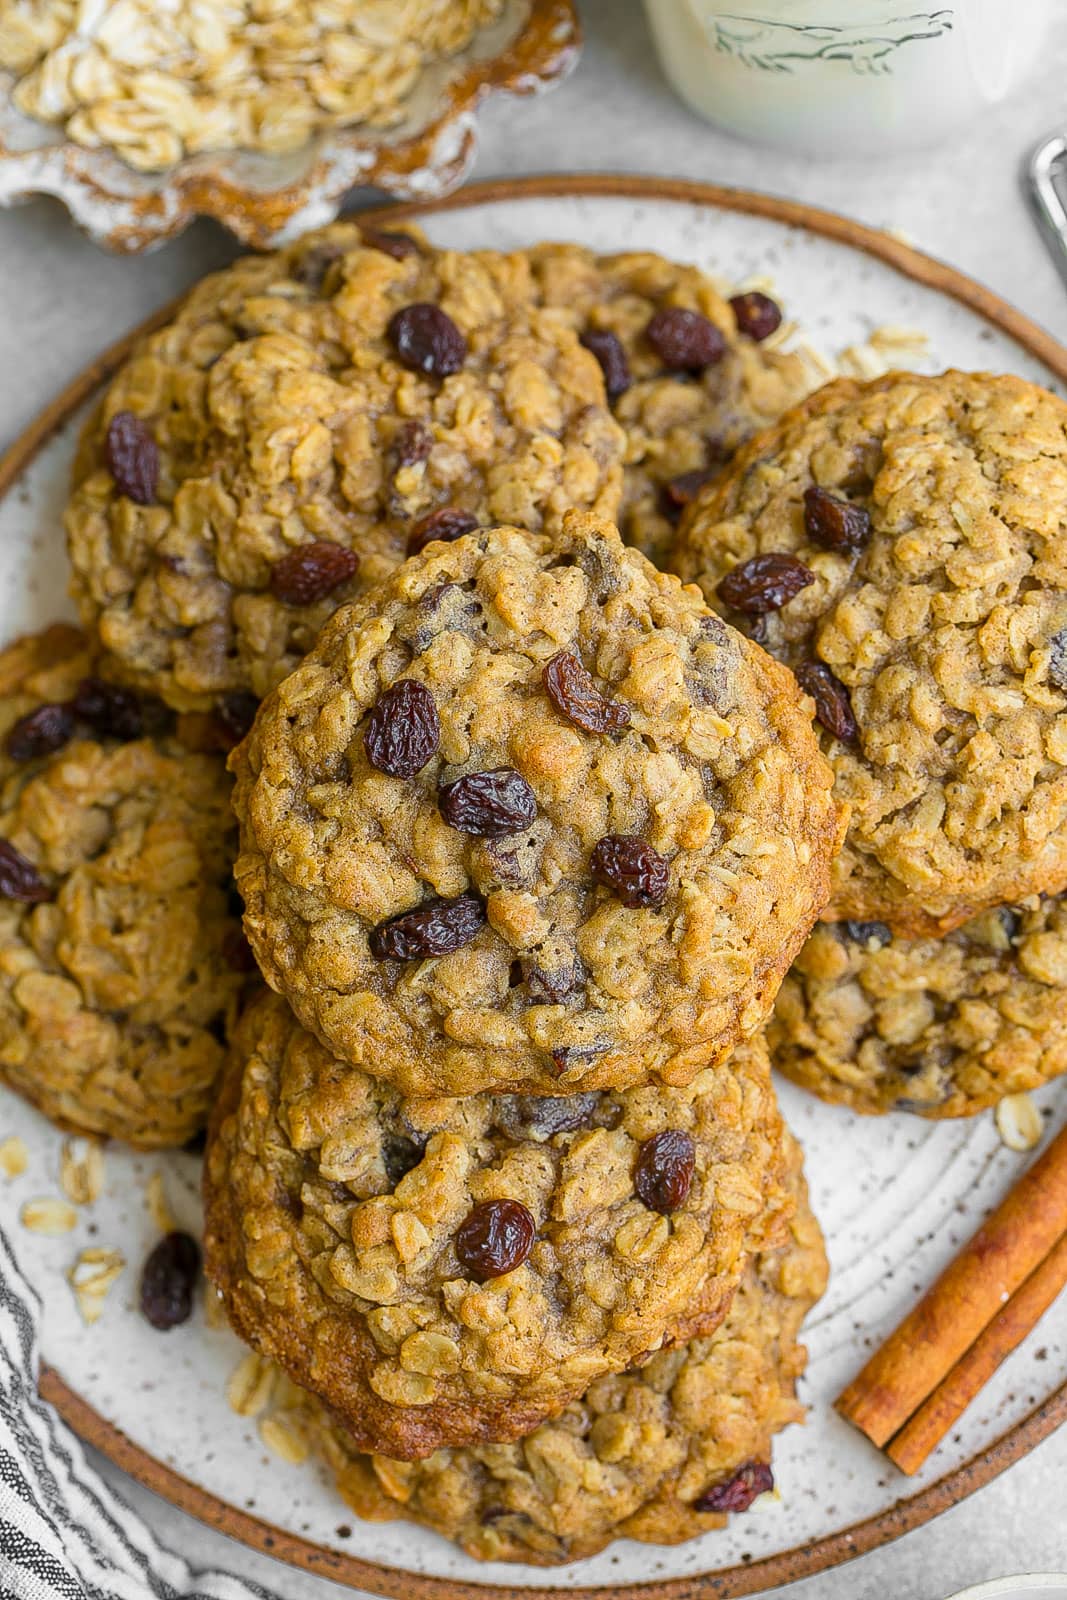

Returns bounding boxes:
[0,0,579,252]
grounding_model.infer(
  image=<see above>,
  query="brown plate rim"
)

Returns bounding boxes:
[7,171,1067,1600]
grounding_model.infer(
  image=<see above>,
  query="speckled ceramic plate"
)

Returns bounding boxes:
[2,176,1067,1600]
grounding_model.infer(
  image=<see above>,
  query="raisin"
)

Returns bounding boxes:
[406,506,479,557]
[842,920,892,949]
[269,541,358,605]
[105,411,159,505]
[634,1129,695,1213]
[455,1198,535,1280]
[1050,628,1067,690]
[497,1093,599,1141]
[361,226,422,260]
[549,1043,603,1076]
[140,1231,200,1330]
[803,485,871,553]
[438,768,537,837]
[0,840,51,904]
[729,291,782,342]
[381,1133,424,1187]
[479,830,539,891]
[543,650,630,736]
[795,661,858,743]
[716,552,814,615]
[395,419,433,469]
[580,329,632,401]
[699,612,729,644]
[292,244,343,290]
[692,1461,773,1514]
[524,954,584,1004]
[215,691,259,747]
[660,467,717,520]
[222,927,258,972]
[590,835,669,909]
[70,677,143,741]
[645,308,726,371]
[364,679,440,777]
[387,304,467,377]
[480,1507,524,1528]
[6,703,75,761]
[895,1088,951,1115]
[369,893,485,960]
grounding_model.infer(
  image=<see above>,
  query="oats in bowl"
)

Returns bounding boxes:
[0,0,505,172]
[0,2,580,249]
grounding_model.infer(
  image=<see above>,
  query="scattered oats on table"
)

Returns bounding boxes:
[145,1169,177,1234]
[995,1091,1044,1152]
[20,1195,77,1235]
[59,1136,104,1206]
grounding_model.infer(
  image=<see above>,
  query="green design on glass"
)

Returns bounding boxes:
[691,9,955,75]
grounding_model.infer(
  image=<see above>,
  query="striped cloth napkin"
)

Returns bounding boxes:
[0,1224,275,1600]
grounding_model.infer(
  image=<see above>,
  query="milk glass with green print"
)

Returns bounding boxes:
[643,0,1052,155]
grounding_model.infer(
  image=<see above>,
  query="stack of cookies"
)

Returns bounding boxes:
[18,219,1014,1562]
[201,508,839,1555]
[670,370,1067,1119]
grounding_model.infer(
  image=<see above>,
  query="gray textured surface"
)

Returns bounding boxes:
[4,0,1067,1592]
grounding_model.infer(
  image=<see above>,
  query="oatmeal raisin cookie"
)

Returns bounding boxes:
[772,902,1067,1116]
[203,989,792,1460]
[64,222,624,710]
[671,372,1067,933]
[526,244,816,566]
[302,1128,826,1563]
[230,512,843,1096]
[0,625,245,1146]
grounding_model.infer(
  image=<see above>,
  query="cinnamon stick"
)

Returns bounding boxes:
[836,1119,1067,1448]
[886,1229,1067,1474]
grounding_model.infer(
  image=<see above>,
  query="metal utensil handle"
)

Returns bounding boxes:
[1027,134,1067,290]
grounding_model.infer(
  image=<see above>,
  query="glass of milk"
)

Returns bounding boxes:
[643,0,1053,156]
